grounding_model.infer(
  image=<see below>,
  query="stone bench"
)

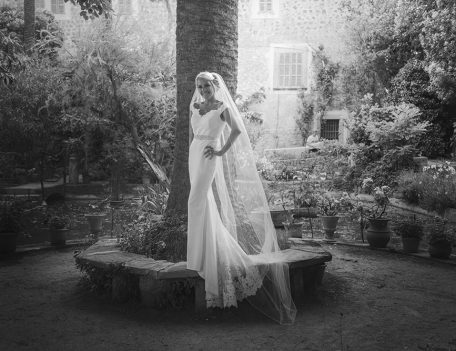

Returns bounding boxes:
[75,238,332,311]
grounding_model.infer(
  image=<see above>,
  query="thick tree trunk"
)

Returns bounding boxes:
[166,0,238,215]
[24,0,35,52]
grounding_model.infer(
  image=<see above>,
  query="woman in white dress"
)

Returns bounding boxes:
[187,72,296,324]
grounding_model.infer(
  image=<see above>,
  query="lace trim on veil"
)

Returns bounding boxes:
[206,262,263,308]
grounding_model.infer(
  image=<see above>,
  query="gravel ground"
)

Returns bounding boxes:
[0,244,455,351]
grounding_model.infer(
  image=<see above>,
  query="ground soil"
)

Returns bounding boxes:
[1,244,455,351]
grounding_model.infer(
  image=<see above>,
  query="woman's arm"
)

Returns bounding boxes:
[204,107,241,159]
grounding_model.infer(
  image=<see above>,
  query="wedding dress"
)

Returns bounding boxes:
[187,101,264,308]
[186,72,296,324]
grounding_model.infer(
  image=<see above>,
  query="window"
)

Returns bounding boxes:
[258,0,273,14]
[35,0,45,9]
[118,0,132,15]
[321,120,339,140]
[252,0,278,19]
[273,51,306,89]
[51,0,65,14]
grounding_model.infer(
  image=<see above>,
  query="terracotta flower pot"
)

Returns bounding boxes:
[320,216,339,240]
[85,214,106,235]
[429,241,452,259]
[283,221,304,239]
[366,218,391,248]
[401,237,420,253]
[293,207,318,219]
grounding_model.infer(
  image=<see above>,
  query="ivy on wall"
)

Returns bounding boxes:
[296,46,340,145]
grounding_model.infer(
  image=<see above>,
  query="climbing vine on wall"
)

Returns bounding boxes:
[296,46,340,145]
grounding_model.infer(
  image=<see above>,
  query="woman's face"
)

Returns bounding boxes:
[196,78,215,101]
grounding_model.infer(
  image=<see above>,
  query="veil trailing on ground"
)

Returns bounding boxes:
[191,72,297,324]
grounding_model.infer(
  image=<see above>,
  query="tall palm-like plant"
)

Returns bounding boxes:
[166,0,238,214]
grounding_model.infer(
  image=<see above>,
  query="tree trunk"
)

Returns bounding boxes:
[166,0,238,215]
[24,0,35,52]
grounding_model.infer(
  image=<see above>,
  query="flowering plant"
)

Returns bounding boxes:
[423,162,456,179]
[361,178,391,219]
[427,218,456,246]
[316,191,353,216]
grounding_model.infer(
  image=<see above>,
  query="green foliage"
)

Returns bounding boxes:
[393,220,424,239]
[0,6,64,85]
[296,47,340,145]
[0,198,23,233]
[0,60,66,179]
[235,88,266,149]
[65,0,112,20]
[120,211,187,263]
[339,0,456,155]
[56,19,176,180]
[296,90,314,144]
[361,178,392,219]
[427,218,456,246]
[48,213,71,229]
[397,163,456,215]
[316,191,353,216]
[344,99,428,190]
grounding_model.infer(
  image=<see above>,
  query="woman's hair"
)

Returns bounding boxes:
[195,71,220,90]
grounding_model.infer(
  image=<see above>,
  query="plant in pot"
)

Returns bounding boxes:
[265,181,291,228]
[85,201,107,237]
[0,200,22,254]
[393,218,424,253]
[361,178,392,248]
[282,209,304,239]
[427,219,455,259]
[316,191,353,240]
[291,183,319,220]
[48,213,70,246]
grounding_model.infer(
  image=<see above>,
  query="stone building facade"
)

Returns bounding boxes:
[238,0,349,151]
[2,0,349,151]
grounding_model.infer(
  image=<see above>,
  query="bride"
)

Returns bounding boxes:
[187,71,296,324]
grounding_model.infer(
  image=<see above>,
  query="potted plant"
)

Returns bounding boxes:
[85,202,107,236]
[282,210,304,239]
[48,213,70,246]
[427,219,455,259]
[0,200,22,254]
[317,191,353,240]
[393,219,424,253]
[265,182,289,228]
[361,178,392,248]
[291,183,319,219]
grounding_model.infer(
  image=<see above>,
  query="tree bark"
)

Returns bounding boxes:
[166,0,238,215]
[24,0,35,52]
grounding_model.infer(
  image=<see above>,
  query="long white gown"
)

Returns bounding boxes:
[187,102,263,308]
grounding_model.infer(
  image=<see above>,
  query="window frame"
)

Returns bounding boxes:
[117,0,133,15]
[35,0,46,10]
[251,0,279,19]
[51,0,65,15]
[320,119,340,140]
[271,45,313,91]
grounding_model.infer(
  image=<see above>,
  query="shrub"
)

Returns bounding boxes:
[427,219,456,246]
[394,220,424,239]
[120,211,187,263]
[397,163,456,214]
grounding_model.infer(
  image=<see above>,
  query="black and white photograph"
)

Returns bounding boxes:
[1,0,455,350]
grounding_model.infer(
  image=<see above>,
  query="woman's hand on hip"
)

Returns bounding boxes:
[204,145,221,159]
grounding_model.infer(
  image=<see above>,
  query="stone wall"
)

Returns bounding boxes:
[238,0,348,152]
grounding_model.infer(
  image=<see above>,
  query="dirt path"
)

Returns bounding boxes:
[1,245,455,351]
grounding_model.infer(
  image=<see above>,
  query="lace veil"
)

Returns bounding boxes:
[191,72,297,324]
